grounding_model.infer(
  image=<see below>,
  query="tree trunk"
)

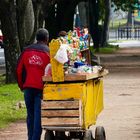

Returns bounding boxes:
[0,0,20,83]
[78,1,88,27]
[101,0,111,47]
[30,1,44,44]
[45,0,78,40]
[0,0,35,83]
[45,4,57,40]
[56,1,77,32]
[127,9,132,26]
[17,0,35,49]
[88,0,99,51]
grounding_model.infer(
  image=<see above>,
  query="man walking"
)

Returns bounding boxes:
[16,28,50,140]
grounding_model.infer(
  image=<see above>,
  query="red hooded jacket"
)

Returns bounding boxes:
[16,43,50,90]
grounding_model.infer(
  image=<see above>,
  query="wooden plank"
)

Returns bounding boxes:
[42,74,86,82]
[81,48,91,65]
[86,69,109,79]
[42,117,80,126]
[42,69,109,82]
[79,99,83,126]
[41,100,79,109]
[49,39,64,82]
[41,110,79,117]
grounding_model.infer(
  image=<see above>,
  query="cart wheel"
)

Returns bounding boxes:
[83,130,94,140]
[55,131,65,140]
[69,132,83,139]
[44,130,54,140]
[95,126,106,140]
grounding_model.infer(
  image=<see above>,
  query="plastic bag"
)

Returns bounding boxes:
[54,44,68,64]
[44,63,52,76]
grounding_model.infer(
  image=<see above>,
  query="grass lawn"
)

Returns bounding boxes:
[90,43,119,54]
[98,45,119,53]
[0,76,26,129]
[110,19,127,29]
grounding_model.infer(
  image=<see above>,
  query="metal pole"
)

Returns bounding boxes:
[132,11,134,39]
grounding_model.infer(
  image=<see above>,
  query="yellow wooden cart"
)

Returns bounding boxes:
[42,39,108,140]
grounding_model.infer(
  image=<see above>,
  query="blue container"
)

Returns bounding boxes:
[74,61,85,68]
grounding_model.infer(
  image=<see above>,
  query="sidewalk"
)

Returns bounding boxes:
[97,46,140,73]
[109,40,140,48]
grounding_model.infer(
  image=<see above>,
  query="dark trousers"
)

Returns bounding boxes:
[24,88,42,140]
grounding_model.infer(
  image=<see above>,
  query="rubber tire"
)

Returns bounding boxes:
[70,132,83,139]
[95,126,106,140]
[83,130,94,140]
[55,131,65,140]
[44,130,54,140]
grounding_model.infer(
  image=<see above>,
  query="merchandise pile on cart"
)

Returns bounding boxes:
[44,28,104,77]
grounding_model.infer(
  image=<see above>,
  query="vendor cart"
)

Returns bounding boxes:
[42,39,108,140]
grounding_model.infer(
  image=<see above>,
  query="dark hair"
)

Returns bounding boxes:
[36,28,49,41]
[58,30,67,37]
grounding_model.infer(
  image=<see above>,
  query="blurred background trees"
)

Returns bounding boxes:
[0,0,138,83]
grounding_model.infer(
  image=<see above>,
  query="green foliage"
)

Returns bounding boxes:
[110,19,127,29]
[0,74,5,86]
[99,44,119,53]
[135,16,140,21]
[0,83,26,128]
[98,0,105,21]
[112,0,138,11]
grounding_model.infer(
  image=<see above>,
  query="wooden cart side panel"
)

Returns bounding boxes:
[49,39,64,82]
[41,100,79,109]
[41,100,83,127]
[43,83,84,100]
[41,110,79,117]
[42,118,80,126]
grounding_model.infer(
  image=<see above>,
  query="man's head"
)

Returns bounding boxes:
[58,30,67,37]
[36,28,49,44]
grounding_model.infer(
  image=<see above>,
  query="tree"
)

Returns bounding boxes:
[78,0,111,49]
[112,0,138,31]
[0,0,114,83]
[0,0,42,83]
[89,0,100,51]
[101,0,111,47]
[0,0,20,83]
[17,0,35,50]
[78,1,88,27]
[112,0,138,11]
[44,0,80,40]
[99,0,138,47]
[44,0,102,51]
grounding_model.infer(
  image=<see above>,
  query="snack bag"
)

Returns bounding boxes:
[54,44,68,64]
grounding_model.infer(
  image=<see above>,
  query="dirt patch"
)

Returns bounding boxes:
[0,120,27,140]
